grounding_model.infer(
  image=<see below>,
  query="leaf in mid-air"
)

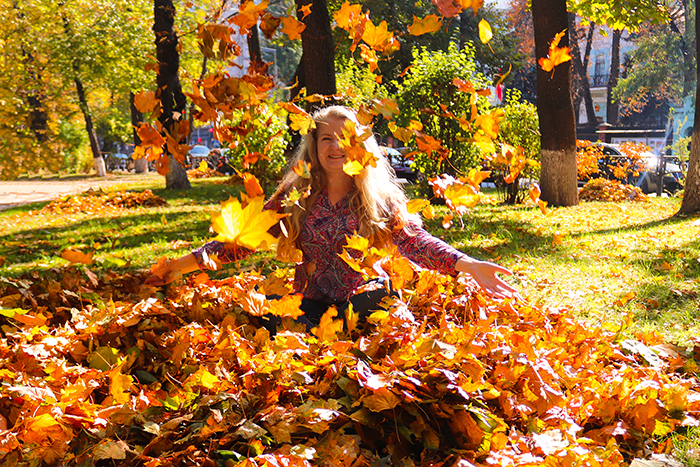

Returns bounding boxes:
[407,15,442,36]
[280,16,305,40]
[538,30,572,74]
[211,196,280,250]
[478,19,492,44]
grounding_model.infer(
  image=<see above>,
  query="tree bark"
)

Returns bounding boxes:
[677,10,700,214]
[154,0,190,189]
[568,13,597,126]
[295,0,336,104]
[532,0,578,207]
[75,77,106,176]
[606,29,622,125]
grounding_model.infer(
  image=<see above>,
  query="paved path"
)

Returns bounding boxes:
[0,173,161,211]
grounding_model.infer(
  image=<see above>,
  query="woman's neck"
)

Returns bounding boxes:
[325,173,354,206]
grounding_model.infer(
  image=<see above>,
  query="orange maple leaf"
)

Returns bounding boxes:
[299,3,312,19]
[538,29,572,75]
[312,306,344,342]
[359,44,379,72]
[407,14,442,36]
[334,1,364,31]
[362,20,398,54]
[280,16,305,40]
[133,90,159,114]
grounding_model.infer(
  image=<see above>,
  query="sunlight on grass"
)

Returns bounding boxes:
[2,178,700,347]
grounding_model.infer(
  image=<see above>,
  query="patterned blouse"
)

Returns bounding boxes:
[193,189,466,305]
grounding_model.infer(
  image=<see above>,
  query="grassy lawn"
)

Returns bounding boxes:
[2,175,698,346]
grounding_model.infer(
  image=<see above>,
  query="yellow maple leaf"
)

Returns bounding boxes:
[289,112,316,135]
[407,14,442,36]
[406,198,430,214]
[211,195,280,250]
[359,44,379,72]
[280,16,305,40]
[362,20,394,54]
[444,183,479,209]
[344,232,370,251]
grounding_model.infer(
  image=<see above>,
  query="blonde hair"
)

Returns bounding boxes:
[273,105,419,261]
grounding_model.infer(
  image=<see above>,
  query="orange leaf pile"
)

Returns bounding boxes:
[0,264,698,466]
[579,178,649,203]
[42,189,167,214]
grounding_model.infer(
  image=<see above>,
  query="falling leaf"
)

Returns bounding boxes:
[299,3,312,19]
[280,16,306,40]
[406,199,431,214]
[538,29,572,74]
[552,232,564,245]
[133,91,159,114]
[407,14,442,36]
[538,198,549,215]
[293,160,312,179]
[289,112,316,135]
[211,195,280,250]
[478,19,492,44]
[529,184,541,203]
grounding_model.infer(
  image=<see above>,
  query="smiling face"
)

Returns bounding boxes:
[316,116,349,177]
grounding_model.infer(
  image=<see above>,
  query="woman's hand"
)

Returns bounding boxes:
[455,256,518,300]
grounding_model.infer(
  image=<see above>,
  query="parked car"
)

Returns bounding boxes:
[381,146,418,183]
[579,142,683,194]
[188,145,210,167]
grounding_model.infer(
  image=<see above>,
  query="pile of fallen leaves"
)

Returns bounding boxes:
[579,178,649,203]
[42,189,168,213]
[0,263,698,467]
[187,167,228,179]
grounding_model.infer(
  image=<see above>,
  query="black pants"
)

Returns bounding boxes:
[261,279,395,334]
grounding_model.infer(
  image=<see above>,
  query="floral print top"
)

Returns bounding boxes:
[193,189,465,305]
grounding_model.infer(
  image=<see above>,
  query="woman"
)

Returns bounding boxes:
[148,105,515,326]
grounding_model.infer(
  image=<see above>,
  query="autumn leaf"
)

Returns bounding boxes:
[334,1,363,30]
[478,19,492,44]
[293,160,312,179]
[361,20,397,54]
[280,16,306,40]
[407,199,431,214]
[133,123,166,161]
[444,184,479,209]
[61,248,94,265]
[133,90,159,114]
[363,387,401,412]
[289,112,316,135]
[211,195,280,250]
[242,172,264,198]
[538,29,572,74]
[359,44,379,72]
[312,306,344,342]
[538,198,549,215]
[259,13,282,39]
[529,183,541,203]
[267,294,305,319]
[299,3,312,19]
[407,14,442,36]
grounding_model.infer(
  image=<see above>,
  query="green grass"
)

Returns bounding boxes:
[2,176,700,347]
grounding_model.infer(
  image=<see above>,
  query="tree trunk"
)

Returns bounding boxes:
[459,11,474,50]
[75,77,106,176]
[295,0,335,103]
[680,0,695,98]
[606,29,622,125]
[154,0,190,189]
[532,0,578,207]
[248,24,262,63]
[677,11,700,214]
[130,92,148,173]
[568,13,597,126]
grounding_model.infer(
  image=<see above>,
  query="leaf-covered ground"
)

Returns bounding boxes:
[1,260,699,466]
[1,183,700,466]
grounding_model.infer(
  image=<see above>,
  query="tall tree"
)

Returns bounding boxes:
[568,13,597,126]
[606,29,622,124]
[295,0,336,101]
[154,0,190,189]
[532,0,579,206]
[678,6,700,213]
